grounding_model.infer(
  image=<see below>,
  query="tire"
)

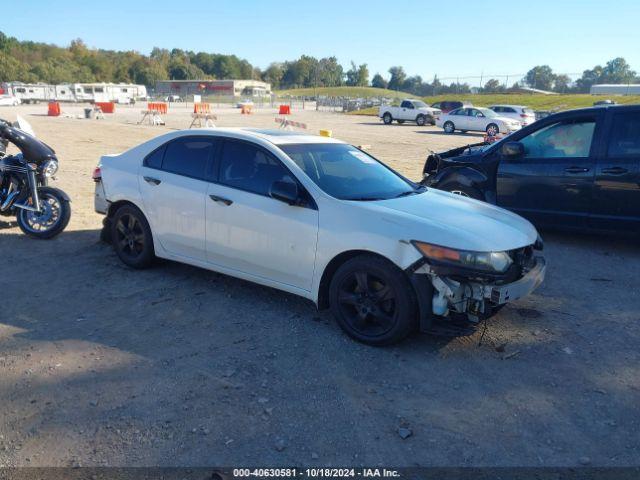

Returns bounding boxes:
[443,184,484,201]
[416,114,426,126]
[443,121,455,134]
[110,204,155,269]
[382,112,393,124]
[16,187,71,239]
[486,123,499,136]
[329,254,417,346]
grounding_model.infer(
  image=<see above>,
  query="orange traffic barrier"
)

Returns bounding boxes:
[147,102,168,114]
[95,102,115,113]
[279,105,291,115]
[48,101,61,117]
[194,102,211,114]
[241,104,253,115]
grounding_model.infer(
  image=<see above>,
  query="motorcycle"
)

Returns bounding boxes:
[0,116,71,239]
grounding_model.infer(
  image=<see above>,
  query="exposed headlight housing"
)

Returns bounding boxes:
[42,159,58,178]
[412,241,513,273]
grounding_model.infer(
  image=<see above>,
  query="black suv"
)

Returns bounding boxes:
[422,105,640,232]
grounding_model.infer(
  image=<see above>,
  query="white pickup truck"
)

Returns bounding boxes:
[379,99,441,126]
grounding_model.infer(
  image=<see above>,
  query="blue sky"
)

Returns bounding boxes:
[4,0,639,83]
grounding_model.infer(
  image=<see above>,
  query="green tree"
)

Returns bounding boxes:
[388,66,406,91]
[553,74,571,93]
[371,73,387,89]
[525,65,556,91]
[482,78,503,93]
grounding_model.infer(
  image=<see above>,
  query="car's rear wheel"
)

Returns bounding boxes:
[416,114,426,126]
[443,121,455,133]
[111,204,155,269]
[329,254,417,346]
[382,112,393,124]
[486,123,499,136]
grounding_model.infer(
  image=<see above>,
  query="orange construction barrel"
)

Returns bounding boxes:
[279,105,291,115]
[48,102,61,117]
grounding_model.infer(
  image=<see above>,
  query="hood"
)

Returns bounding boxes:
[363,189,538,252]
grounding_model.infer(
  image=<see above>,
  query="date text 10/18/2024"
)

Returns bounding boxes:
[233,468,401,478]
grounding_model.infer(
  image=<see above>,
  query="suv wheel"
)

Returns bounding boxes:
[329,254,417,346]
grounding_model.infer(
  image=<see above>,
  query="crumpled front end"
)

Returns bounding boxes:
[408,242,546,331]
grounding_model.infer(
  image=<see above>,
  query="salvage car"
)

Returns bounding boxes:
[436,107,522,135]
[94,128,545,345]
[423,105,640,232]
[379,99,441,126]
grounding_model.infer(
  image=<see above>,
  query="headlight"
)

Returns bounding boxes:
[42,159,58,178]
[412,241,513,273]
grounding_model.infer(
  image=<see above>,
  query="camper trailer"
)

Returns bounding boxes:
[0,82,148,104]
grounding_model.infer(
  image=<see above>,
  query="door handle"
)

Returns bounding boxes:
[564,166,590,174]
[601,167,628,175]
[209,194,233,206]
[143,176,161,185]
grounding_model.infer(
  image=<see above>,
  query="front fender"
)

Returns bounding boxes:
[38,186,71,202]
[427,166,488,189]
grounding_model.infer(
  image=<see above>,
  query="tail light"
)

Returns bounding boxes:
[520,114,527,118]
[92,166,102,182]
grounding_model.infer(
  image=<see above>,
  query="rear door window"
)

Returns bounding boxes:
[607,112,640,157]
[161,137,216,180]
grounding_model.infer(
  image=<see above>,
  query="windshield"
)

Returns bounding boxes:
[413,100,428,108]
[280,143,421,201]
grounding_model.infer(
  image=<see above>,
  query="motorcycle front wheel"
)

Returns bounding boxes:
[16,187,71,239]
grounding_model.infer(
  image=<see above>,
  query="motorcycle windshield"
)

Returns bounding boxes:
[2,125,56,164]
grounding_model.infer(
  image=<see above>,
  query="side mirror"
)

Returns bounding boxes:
[269,179,299,205]
[501,141,524,158]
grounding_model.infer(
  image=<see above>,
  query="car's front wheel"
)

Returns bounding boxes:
[382,112,393,124]
[416,114,426,126]
[443,121,455,133]
[329,254,417,346]
[111,204,155,269]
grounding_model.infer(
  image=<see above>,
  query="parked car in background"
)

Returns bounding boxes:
[422,105,640,232]
[430,100,472,113]
[0,95,21,106]
[436,107,522,135]
[489,105,536,126]
[379,99,441,126]
[163,95,182,103]
[236,99,254,109]
[94,128,545,345]
[594,99,617,106]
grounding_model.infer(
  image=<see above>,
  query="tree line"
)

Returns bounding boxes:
[0,31,636,95]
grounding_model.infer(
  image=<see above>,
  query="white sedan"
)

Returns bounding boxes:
[436,107,522,135]
[94,128,545,345]
[0,95,21,106]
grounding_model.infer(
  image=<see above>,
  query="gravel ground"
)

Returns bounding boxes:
[0,103,638,467]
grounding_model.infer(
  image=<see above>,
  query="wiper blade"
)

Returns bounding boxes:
[345,196,385,201]
[394,186,426,198]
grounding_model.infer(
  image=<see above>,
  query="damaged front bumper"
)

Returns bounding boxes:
[410,256,546,328]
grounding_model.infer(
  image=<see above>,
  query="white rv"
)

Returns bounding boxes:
[1,82,148,103]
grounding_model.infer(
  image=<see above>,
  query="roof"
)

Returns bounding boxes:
[192,127,345,146]
[489,104,528,109]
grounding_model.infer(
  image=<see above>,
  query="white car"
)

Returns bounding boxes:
[379,99,442,126]
[436,107,523,136]
[94,128,545,345]
[489,105,536,126]
[0,95,21,106]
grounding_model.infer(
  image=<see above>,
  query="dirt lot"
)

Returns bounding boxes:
[0,103,638,467]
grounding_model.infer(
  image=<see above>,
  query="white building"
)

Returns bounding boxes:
[590,84,640,95]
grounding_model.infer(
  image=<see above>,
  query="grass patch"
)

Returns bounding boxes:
[349,93,640,116]
[275,86,415,99]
